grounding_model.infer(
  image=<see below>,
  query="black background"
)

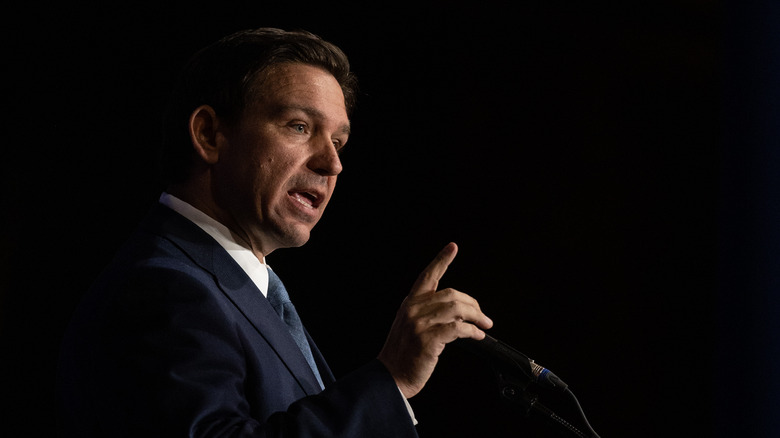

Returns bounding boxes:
[3,1,779,437]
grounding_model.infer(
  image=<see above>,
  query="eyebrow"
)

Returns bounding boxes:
[279,104,351,136]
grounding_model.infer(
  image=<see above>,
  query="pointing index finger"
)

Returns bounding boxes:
[410,242,458,296]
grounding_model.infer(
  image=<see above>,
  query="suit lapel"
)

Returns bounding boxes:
[141,204,324,395]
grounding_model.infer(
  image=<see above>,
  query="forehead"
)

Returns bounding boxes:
[249,63,349,122]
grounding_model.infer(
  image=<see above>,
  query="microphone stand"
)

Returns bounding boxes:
[456,337,600,438]
[490,363,590,437]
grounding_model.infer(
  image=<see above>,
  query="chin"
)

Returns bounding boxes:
[273,226,312,249]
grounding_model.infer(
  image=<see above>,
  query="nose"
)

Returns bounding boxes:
[308,137,343,176]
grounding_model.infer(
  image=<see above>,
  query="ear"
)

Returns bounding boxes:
[188,105,223,165]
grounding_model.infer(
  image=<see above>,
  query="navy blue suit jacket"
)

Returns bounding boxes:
[58,203,417,437]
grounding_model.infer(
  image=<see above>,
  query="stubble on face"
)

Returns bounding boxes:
[212,63,349,259]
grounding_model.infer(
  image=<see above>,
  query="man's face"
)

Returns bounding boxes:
[212,63,350,256]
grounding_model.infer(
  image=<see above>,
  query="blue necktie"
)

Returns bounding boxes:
[266,267,324,390]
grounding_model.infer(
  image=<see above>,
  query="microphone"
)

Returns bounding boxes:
[458,334,602,438]
[456,334,568,392]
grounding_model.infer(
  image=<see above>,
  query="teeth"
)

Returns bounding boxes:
[292,193,314,208]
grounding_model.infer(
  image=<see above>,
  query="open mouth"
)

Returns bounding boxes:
[289,190,321,209]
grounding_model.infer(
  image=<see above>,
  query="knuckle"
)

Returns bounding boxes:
[412,317,429,334]
[437,287,455,297]
[449,300,468,317]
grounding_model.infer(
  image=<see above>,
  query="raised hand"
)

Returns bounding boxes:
[378,242,493,398]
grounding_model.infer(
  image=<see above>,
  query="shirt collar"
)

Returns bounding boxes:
[159,192,270,297]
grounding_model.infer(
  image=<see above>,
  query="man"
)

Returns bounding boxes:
[58,28,493,437]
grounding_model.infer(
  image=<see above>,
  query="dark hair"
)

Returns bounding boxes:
[160,28,358,185]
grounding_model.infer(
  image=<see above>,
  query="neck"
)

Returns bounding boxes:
[166,183,269,262]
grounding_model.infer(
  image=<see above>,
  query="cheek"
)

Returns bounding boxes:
[254,160,295,199]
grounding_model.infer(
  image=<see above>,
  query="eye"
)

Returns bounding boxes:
[333,140,347,153]
[291,123,307,134]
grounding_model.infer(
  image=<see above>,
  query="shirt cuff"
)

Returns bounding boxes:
[398,386,418,426]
